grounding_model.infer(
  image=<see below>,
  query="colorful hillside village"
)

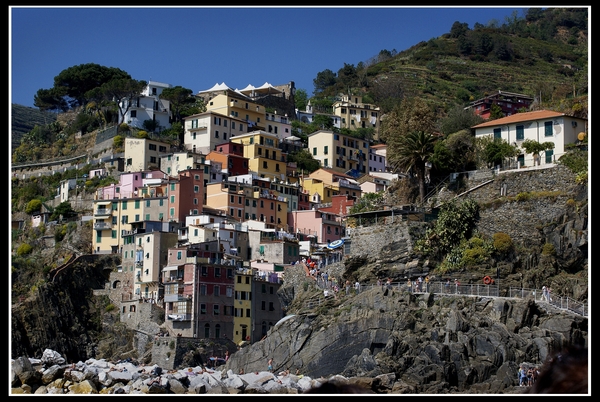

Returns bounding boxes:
[73,80,585,346]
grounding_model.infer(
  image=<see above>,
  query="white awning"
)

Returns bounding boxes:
[162,265,180,272]
[96,200,112,205]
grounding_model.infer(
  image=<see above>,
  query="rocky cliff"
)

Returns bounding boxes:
[221,286,586,393]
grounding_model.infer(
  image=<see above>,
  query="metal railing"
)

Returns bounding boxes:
[303,281,587,317]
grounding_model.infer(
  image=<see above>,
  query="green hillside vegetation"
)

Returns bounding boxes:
[310,7,587,118]
[11,104,57,153]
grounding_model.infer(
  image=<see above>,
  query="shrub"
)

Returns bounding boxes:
[105,303,116,312]
[515,192,531,202]
[54,225,67,242]
[461,246,490,266]
[542,243,556,256]
[25,199,43,214]
[17,243,33,256]
[493,232,513,254]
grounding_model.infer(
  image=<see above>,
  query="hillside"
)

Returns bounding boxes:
[11,104,57,154]
[314,7,588,118]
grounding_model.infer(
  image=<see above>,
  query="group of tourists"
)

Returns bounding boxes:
[519,365,539,386]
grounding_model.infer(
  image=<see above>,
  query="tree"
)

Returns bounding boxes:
[159,86,196,124]
[286,149,320,174]
[431,129,477,178]
[92,78,148,125]
[449,21,470,38]
[47,63,131,109]
[438,106,484,136]
[482,138,519,168]
[294,88,308,112]
[51,201,76,221]
[309,114,334,132]
[387,130,438,205]
[521,139,555,166]
[489,104,505,120]
[313,69,337,96]
[379,98,436,144]
[33,87,68,113]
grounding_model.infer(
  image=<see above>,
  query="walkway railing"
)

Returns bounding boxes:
[304,281,587,317]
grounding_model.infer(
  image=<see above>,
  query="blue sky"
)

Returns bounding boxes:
[10,6,533,108]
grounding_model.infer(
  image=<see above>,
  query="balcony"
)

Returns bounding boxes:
[167,313,192,321]
[93,222,112,230]
[94,208,112,217]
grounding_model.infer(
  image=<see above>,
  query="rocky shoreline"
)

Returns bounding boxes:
[12,349,531,395]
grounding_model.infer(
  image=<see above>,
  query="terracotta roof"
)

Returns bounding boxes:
[471,110,569,129]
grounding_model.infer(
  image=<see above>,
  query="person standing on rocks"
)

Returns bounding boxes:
[268,358,273,372]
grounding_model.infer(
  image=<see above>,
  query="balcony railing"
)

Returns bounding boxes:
[93,222,112,230]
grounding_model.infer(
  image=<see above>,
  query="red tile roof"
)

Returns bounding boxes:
[471,110,569,129]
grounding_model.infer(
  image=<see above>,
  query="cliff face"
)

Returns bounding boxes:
[222,289,587,393]
[11,255,120,363]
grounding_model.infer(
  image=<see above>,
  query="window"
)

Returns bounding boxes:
[215,267,221,278]
[200,303,207,315]
[323,145,328,155]
[194,185,199,193]
[200,284,207,295]
[493,128,502,139]
[516,125,524,140]
[545,149,554,163]
[261,301,266,311]
[201,266,208,276]
[313,147,317,156]
[149,144,157,151]
[544,121,553,137]
[214,285,220,296]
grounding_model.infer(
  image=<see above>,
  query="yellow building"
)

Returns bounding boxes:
[299,177,337,204]
[307,130,369,177]
[230,131,286,181]
[123,137,171,173]
[309,168,362,201]
[332,93,381,139]
[198,85,266,131]
[233,267,254,344]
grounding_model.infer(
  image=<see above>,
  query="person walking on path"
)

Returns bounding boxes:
[268,358,273,372]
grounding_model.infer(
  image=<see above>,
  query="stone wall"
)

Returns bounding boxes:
[347,164,584,263]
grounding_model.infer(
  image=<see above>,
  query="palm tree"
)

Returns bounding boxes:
[388,130,437,205]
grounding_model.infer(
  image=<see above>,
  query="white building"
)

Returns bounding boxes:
[120,81,172,131]
[472,110,587,168]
